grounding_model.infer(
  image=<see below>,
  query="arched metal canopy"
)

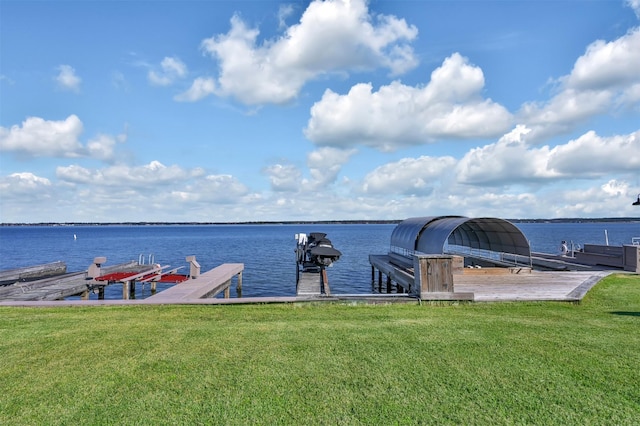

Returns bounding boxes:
[390,216,530,257]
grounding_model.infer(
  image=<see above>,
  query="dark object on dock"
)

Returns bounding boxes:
[304,232,342,267]
[295,232,341,296]
[0,261,67,286]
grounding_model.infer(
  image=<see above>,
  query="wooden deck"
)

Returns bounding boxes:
[453,270,611,302]
[296,271,323,296]
[145,263,243,302]
[369,254,615,302]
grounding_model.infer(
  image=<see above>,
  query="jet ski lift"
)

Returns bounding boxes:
[295,232,342,296]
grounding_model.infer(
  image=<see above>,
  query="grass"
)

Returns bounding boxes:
[1,274,639,425]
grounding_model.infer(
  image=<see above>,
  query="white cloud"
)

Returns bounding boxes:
[627,0,640,18]
[200,0,418,105]
[0,172,51,195]
[56,161,196,187]
[457,126,640,185]
[277,4,294,30]
[305,53,513,150]
[306,147,356,188]
[48,162,251,221]
[174,77,216,102]
[148,56,188,86]
[547,130,640,176]
[0,115,126,161]
[519,89,614,140]
[552,179,635,217]
[518,27,640,141]
[197,174,250,202]
[263,164,302,192]
[55,65,81,92]
[262,147,355,193]
[567,28,640,90]
[362,155,456,195]
[0,115,84,157]
[456,125,555,185]
[86,133,125,162]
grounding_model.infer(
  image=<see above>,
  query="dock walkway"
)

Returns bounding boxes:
[145,263,243,302]
[296,271,323,296]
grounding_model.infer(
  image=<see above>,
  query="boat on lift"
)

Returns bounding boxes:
[296,232,342,269]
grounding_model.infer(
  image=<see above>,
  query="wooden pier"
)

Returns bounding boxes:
[296,268,331,297]
[0,261,67,286]
[145,263,243,303]
[369,254,613,302]
[0,254,245,303]
[0,261,144,301]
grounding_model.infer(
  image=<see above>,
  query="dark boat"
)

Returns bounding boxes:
[296,232,342,269]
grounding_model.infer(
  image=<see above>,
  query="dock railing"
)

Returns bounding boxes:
[444,244,533,268]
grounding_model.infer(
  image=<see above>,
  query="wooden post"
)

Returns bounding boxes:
[377,270,383,292]
[130,280,136,299]
[321,267,331,296]
[123,281,129,300]
[386,275,392,294]
[236,272,243,297]
[151,281,157,294]
[224,280,231,298]
[81,289,89,300]
[98,286,105,300]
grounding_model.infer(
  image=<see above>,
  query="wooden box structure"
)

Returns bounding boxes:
[411,255,473,300]
[413,255,453,293]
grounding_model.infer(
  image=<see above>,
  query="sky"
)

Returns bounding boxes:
[1,0,640,223]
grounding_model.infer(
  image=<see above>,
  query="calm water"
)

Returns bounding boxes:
[1,222,638,299]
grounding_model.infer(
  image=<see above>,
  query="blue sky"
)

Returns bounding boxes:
[1,0,639,223]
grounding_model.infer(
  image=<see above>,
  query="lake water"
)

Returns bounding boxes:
[1,221,638,299]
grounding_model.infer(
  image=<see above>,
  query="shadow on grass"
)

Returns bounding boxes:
[610,311,640,317]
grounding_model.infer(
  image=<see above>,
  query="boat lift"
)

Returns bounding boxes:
[88,256,198,299]
[295,232,341,296]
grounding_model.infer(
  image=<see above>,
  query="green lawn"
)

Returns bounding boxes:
[1,274,639,425]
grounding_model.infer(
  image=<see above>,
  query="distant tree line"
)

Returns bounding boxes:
[1,217,638,227]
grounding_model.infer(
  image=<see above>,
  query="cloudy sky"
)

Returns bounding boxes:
[1,0,639,223]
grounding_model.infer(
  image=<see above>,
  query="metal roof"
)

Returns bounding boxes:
[391,216,530,257]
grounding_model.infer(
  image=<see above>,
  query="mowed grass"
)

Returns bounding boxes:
[1,274,639,425]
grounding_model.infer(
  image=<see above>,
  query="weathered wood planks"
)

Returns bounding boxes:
[145,263,244,302]
[0,261,142,301]
[0,261,67,286]
[296,271,322,296]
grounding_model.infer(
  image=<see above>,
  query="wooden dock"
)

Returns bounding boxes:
[145,263,244,303]
[296,269,330,297]
[369,254,613,302]
[0,261,67,286]
[453,270,610,302]
[0,261,143,301]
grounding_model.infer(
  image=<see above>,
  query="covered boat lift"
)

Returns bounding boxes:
[390,216,532,267]
[369,216,533,300]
